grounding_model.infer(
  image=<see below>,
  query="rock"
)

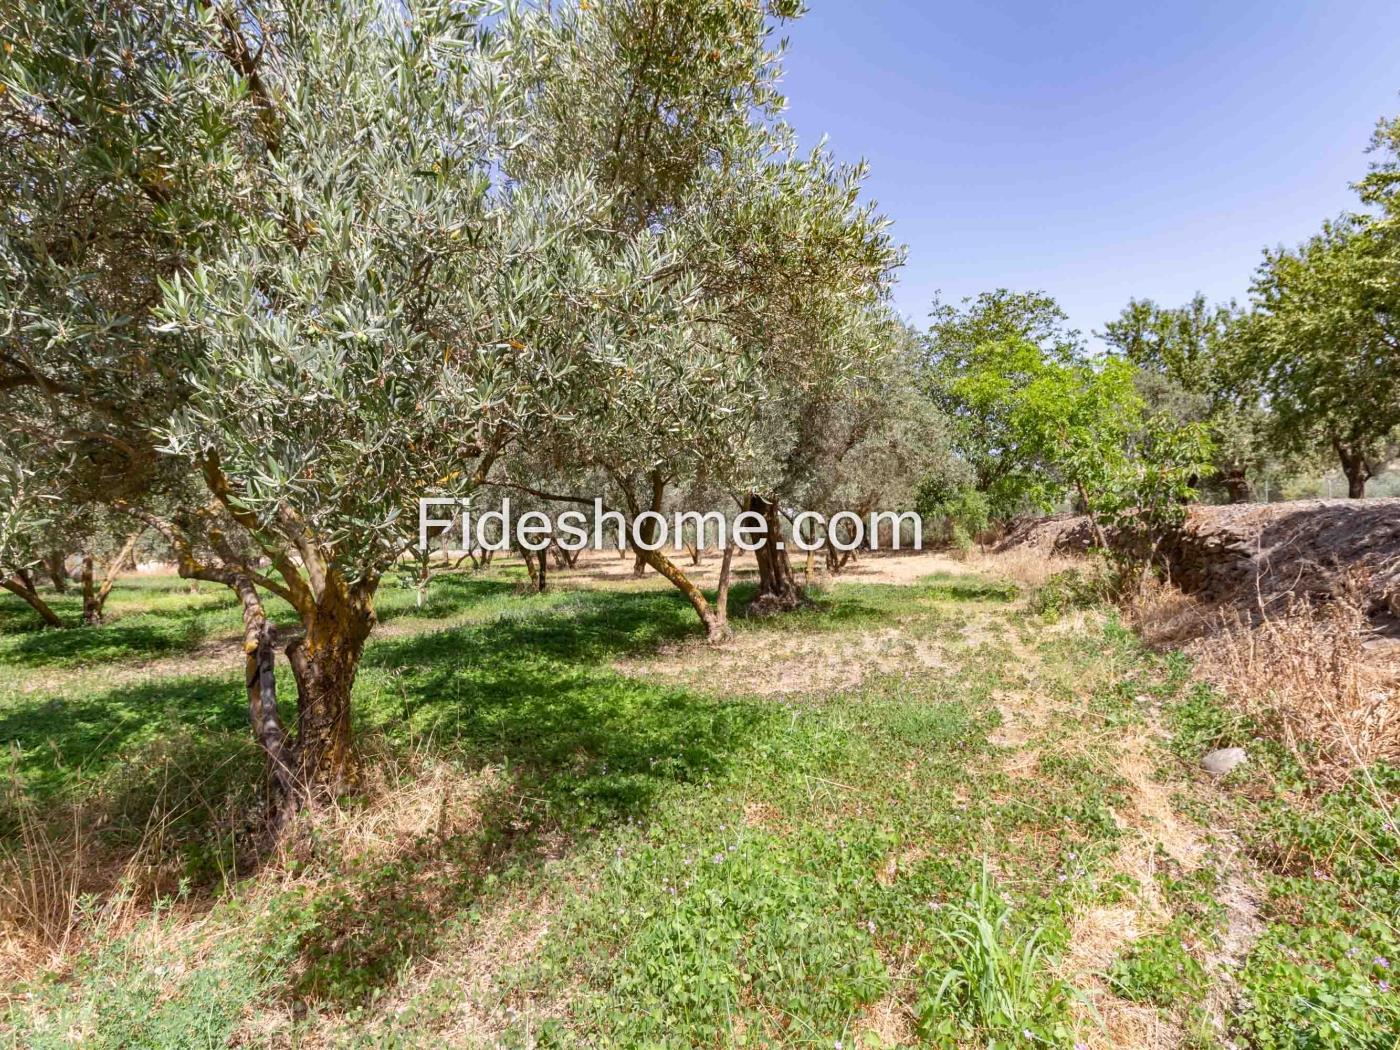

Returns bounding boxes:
[1201,747,1248,776]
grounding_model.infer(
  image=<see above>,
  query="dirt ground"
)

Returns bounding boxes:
[541,545,981,591]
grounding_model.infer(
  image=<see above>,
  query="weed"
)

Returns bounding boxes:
[915,864,1078,1046]
[1108,926,1209,1007]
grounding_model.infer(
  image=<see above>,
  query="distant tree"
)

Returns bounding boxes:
[790,324,959,564]
[922,290,1082,519]
[1100,294,1275,503]
[1238,217,1400,498]
[925,292,1212,568]
[498,0,900,632]
[1007,355,1212,578]
[1224,112,1400,499]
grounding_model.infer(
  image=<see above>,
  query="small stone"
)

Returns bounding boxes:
[1201,747,1248,776]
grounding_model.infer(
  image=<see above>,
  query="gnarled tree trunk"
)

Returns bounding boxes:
[745,492,805,616]
[285,582,374,802]
[80,556,96,625]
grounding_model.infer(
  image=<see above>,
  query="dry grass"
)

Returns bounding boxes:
[0,767,85,974]
[1195,594,1398,784]
[270,745,504,873]
[0,737,241,986]
[1126,564,1399,785]
[0,736,511,1000]
[969,548,1084,592]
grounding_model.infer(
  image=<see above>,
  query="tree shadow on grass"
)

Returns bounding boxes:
[0,673,248,799]
[368,573,522,624]
[0,582,247,668]
[5,580,915,1011]
[284,590,777,1008]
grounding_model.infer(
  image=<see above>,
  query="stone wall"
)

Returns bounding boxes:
[1000,499,1400,618]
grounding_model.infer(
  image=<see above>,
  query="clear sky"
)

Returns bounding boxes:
[777,0,1400,342]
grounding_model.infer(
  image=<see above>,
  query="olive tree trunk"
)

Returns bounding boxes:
[284,584,374,801]
[631,473,666,578]
[44,551,69,593]
[745,492,806,615]
[81,530,143,625]
[635,544,731,643]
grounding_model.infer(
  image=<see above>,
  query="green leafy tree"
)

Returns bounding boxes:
[926,292,1212,569]
[1100,294,1276,503]
[923,290,1081,519]
[1239,216,1400,497]
[1230,115,1400,498]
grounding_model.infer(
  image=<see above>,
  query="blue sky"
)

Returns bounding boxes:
[778,1,1400,342]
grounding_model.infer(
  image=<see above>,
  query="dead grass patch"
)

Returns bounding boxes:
[853,991,916,1045]
[614,626,950,698]
[270,748,504,872]
[971,548,1083,592]
[1194,593,1399,784]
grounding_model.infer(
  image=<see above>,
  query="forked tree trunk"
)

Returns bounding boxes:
[2,574,65,628]
[82,530,143,625]
[635,544,730,643]
[518,545,548,592]
[44,551,69,593]
[745,492,806,616]
[124,494,372,826]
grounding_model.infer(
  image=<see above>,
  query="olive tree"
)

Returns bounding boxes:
[3,0,687,817]
[490,0,900,632]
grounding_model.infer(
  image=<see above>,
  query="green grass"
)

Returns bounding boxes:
[2,564,1396,1048]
